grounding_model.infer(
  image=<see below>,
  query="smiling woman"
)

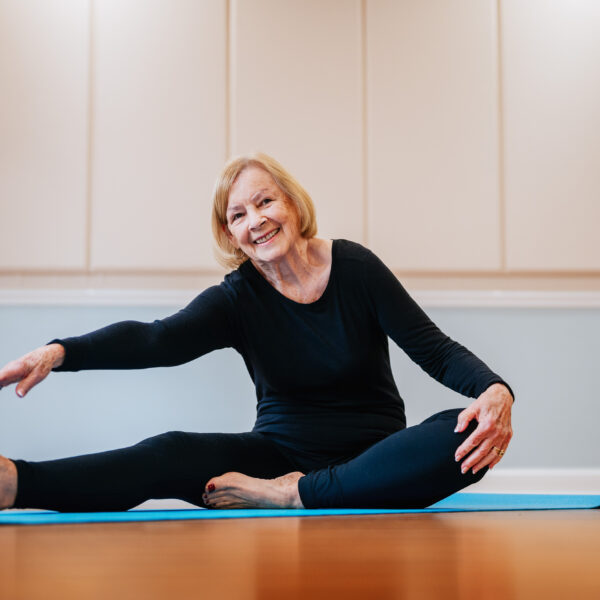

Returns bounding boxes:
[225,169,301,262]
[211,153,317,270]
[0,152,514,513]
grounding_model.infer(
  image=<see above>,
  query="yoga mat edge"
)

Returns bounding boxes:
[1,493,598,525]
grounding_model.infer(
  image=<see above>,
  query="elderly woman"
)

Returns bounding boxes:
[0,153,513,512]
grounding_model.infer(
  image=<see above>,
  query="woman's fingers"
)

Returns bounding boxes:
[455,416,494,463]
[15,367,48,398]
[487,454,502,471]
[461,431,512,474]
[454,388,514,474]
[0,359,31,389]
[455,415,510,473]
[471,450,498,475]
[0,345,60,396]
[458,433,497,473]
[454,405,476,433]
[488,432,512,470]
[472,436,510,473]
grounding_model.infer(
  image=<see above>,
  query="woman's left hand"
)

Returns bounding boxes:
[454,383,514,475]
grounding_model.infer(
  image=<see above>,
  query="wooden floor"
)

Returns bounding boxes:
[1,510,598,599]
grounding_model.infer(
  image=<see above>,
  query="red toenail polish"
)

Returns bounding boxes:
[207,483,215,492]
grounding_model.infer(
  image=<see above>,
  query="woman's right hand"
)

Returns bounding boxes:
[0,343,65,398]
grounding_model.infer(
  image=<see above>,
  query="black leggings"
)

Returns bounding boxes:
[12,408,487,511]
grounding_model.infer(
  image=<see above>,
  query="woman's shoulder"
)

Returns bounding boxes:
[221,264,251,296]
[179,267,249,312]
[334,239,380,265]
[219,259,269,303]
[332,240,397,292]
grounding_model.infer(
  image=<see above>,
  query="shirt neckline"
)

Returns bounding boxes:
[242,239,337,308]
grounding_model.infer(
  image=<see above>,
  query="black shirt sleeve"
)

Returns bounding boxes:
[362,248,515,401]
[49,285,237,372]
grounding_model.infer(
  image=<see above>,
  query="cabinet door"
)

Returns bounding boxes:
[503,0,600,271]
[231,0,363,244]
[0,0,88,270]
[90,0,226,271]
[368,0,501,271]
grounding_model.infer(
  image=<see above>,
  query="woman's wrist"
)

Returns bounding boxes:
[47,343,65,368]
[488,382,514,403]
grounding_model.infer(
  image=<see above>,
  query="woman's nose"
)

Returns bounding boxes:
[248,208,266,229]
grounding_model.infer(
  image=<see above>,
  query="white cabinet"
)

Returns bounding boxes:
[0,0,88,270]
[90,0,227,270]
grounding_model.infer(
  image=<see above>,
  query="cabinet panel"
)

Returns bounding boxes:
[91,0,226,270]
[231,0,363,243]
[0,0,88,269]
[503,0,600,271]
[368,0,501,271]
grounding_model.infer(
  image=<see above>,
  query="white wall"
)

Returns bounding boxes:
[1,0,600,290]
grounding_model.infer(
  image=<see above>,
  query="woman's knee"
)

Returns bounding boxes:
[134,431,191,460]
[420,407,463,426]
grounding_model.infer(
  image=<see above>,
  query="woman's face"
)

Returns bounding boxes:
[225,166,301,264]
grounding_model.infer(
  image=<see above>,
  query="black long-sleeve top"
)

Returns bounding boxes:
[51,240,513,469]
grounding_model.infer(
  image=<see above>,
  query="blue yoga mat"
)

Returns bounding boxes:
[1,493,598,525]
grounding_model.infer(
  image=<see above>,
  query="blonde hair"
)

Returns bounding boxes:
[211,152,317,269]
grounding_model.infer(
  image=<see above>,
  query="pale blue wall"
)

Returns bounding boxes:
[1,304,598,468]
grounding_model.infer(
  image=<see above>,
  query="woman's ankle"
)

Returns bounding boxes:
[0,456,18,509]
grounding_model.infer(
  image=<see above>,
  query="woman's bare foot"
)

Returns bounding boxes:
[202,471,305,509]
[0,456,17,509]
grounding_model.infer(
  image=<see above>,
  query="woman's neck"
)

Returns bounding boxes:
[250,238,332,300]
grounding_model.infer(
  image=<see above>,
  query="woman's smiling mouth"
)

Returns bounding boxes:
[254,228,280,244]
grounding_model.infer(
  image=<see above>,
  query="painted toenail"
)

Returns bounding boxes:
[207,483,215,492]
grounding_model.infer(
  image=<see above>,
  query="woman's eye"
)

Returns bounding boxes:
[262,198,272,205]
[231,213,243,222]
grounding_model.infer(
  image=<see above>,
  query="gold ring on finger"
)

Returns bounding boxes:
[492,446,505,456]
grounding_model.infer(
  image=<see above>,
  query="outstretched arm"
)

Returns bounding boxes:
[50,285,236,373]
[0,285,237,397]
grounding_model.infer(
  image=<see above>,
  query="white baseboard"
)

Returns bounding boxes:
[465,468,600,494]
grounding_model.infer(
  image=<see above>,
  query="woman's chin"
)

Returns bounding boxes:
[249,236,285,257]
[251,244,287,264]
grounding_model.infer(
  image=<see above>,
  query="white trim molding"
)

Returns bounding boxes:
[1,289,600,308]
[0,289,199,307]
[414,290,600,308]
[467,468,600,494]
